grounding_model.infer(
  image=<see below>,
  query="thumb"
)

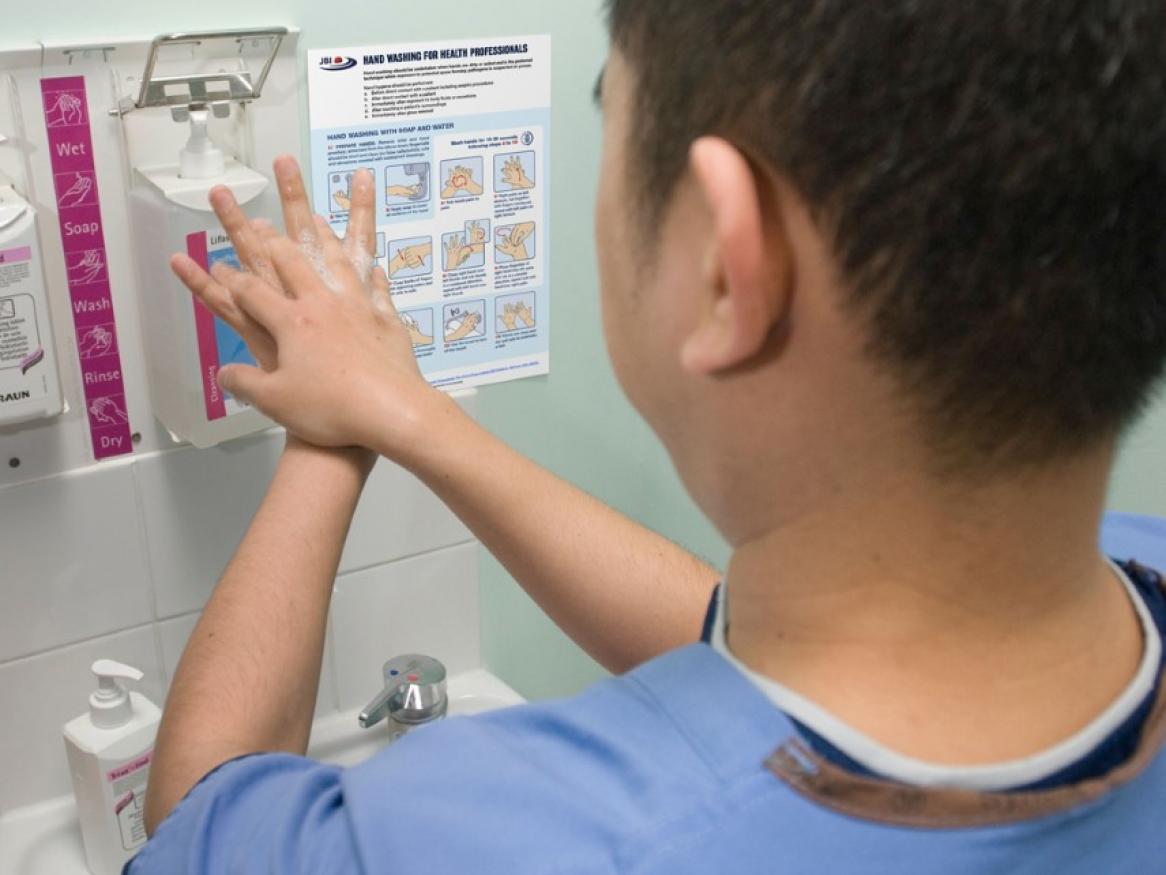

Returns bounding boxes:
[217,364,273,409]
[370,266,397,316]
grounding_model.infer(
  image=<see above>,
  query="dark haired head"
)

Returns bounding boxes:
[605,0,1166,470]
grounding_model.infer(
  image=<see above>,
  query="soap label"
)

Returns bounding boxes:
[107,750,152,851]
[186,232,259,421]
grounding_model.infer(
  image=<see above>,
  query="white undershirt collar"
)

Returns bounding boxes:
[712,559,1162,792]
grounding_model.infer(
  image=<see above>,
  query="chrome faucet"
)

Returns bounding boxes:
[358,655,448,736]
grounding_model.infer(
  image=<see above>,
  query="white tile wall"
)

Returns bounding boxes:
[0,624,163,812]
[331,542,482,712]
[0,465,153,663]
[0,391,484,813]
[338,395,475,575]
[339,462,472,575]
[133,431,285,620]
[154,612,202,688]
[157,612,339,716]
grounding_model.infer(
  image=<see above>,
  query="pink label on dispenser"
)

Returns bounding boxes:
[186,232,228,421]
[41,76,133,460]
[0,246,31,264]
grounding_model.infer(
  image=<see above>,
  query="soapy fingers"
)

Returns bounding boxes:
[170,253,279,370]
[211,262,295,332]
[273,155,318,248]
[265,236,355,309]
[171,154,436,451]
[310,215,368,297]
[369,265,395,315]
[215,361,273,412]
[208,188,282,293]
[342,168,377,278]
[216,235,428,448]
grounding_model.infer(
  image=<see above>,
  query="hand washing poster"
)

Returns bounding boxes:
[308,35,551,390]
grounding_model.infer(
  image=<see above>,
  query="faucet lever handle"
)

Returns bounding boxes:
[358,686,394,729]
[358,654,448,731]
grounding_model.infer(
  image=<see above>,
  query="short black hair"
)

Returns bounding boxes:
[606,1,1166,471]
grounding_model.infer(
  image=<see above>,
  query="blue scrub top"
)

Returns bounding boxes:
[128,514,1166,874]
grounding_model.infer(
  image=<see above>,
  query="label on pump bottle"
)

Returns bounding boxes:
[107,750,152,851]
[187,231,258,421]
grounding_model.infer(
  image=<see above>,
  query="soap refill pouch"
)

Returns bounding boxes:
[130,109,279,448]
[64,660,162,875]
[0,143,65,426]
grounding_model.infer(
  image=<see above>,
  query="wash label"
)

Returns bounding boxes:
[186,232,257,421]
[41,75,134,459]
[308,35,551,390]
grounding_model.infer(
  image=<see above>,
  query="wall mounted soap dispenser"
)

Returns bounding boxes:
[118,29,291,448]
[0,125,65,426]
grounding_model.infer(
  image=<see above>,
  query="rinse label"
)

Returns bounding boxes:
[42,75,133,460]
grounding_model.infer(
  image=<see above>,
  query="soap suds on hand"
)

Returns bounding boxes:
[297,229,344,294]
[347,246,373,291]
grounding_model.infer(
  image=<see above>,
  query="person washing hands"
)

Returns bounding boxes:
[130,2,1166,872]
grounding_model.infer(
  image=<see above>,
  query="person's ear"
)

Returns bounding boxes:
[681,137,791,376]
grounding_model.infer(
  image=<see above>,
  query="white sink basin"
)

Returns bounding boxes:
[307,669,524,767]
[0,669,524,875]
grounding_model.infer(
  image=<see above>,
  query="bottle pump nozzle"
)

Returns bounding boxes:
[178,109,225,180]
[89,660,144,729]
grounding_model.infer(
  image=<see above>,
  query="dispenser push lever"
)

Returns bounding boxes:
[111,27,288,121]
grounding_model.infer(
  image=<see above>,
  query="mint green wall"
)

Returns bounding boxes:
[6,3,1162,702]
[1110,386,1166,516]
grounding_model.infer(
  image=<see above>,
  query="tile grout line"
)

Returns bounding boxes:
[129,461,172,688]
[336,536,479,582]
[0,619,162,671]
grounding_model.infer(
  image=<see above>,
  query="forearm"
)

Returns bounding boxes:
[390,394,721,674]
[145,441,370,834]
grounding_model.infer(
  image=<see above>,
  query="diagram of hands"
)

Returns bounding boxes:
[46,93,84,127]
[386,183,422,198]
[89,396,127,425]
[399,313,434,347]
[501,156,534,190]
[444,233,472,271]
[443,221,488,271]
[495,222,534,261]
[78,326,114,357]
[58,173,93,208]
[71,250,105,284]
[444,311,482,342]
[501,301,535,331]
[333,190,352,211]
[389,241,432,277]
[442,165,483,198]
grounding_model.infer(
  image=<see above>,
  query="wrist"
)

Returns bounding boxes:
[368,386,470,475]
[283,433,376,480]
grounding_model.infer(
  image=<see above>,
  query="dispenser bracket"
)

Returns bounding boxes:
[112,28,287,121]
